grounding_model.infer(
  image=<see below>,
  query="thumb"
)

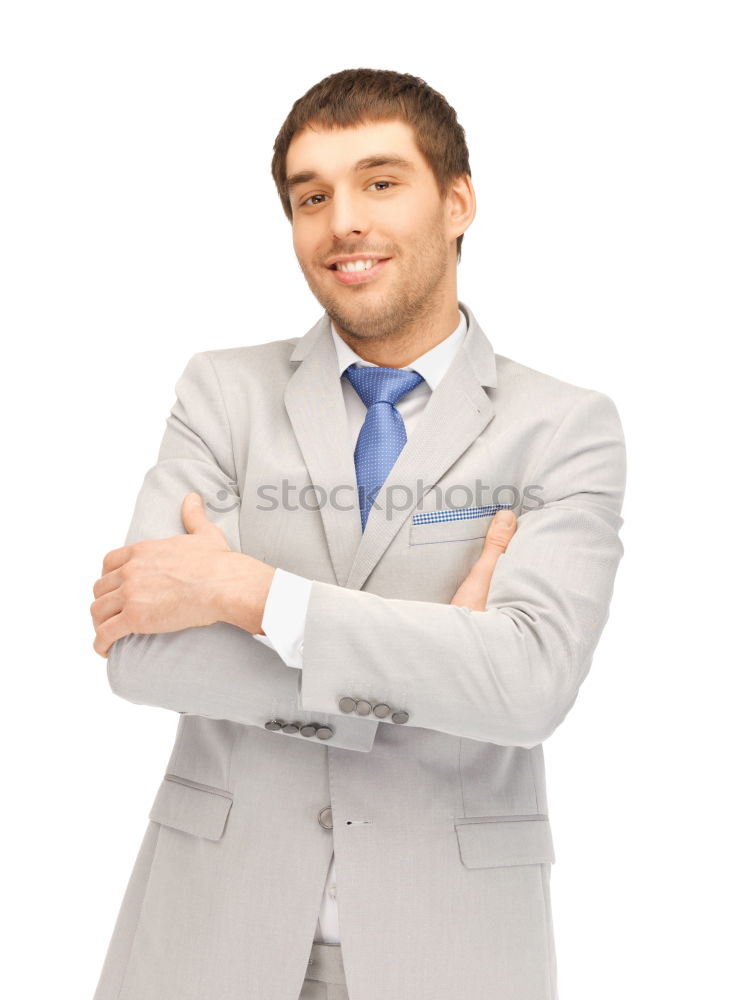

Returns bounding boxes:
[481,508,517,556]
[181,492,218,537]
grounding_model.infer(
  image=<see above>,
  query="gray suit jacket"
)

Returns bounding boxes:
[93,301,626,1000]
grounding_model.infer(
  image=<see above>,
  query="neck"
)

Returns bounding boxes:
[332,301,461,369]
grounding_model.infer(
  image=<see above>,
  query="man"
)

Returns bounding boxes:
[90,68,626,1000]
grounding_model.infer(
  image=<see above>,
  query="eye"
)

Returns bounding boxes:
[300,181,396,209]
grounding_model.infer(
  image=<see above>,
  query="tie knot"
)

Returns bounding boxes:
[343,364,424,409]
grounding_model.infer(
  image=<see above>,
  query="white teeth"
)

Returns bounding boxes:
[336,259,379,272]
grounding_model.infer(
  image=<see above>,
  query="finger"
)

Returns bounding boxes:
[93,611,132,657]
[101,545,133,575]
[181,492,207,534]
[182,491,232,549]
[481,508,517,555]
[92,567,123,599]
[182,492,224,538]
[90,589,124,627]
[450,556,498,610]
[450,511,518,611]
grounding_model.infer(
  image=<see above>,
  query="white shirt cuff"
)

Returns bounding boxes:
[258,567,313,669]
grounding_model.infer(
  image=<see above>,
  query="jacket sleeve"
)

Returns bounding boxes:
[105,351,378,753]
[296,389,627,749]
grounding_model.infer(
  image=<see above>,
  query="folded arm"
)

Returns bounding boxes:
[103,351,378,752]
[294,390,627,749]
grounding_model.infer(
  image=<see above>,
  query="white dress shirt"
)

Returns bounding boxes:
[254,306,468,943]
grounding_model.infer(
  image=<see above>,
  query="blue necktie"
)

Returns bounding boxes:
[343,363,425,530]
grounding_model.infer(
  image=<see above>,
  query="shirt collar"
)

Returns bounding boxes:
[329,306,468,393]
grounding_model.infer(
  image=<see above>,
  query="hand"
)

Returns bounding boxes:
[450,509,518,611]
[91,492,274,657]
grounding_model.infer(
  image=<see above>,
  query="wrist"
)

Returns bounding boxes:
[214,551,275,634]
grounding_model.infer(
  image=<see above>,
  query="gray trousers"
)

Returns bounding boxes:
[299,943,348,1000]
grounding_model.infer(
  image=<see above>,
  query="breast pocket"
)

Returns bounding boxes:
[409,504,512,546]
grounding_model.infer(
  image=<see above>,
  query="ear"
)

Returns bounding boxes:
[445,173,476,245]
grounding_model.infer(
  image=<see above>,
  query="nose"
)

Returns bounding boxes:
[328,190,369,242]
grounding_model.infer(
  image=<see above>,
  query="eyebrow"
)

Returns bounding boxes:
[286,154,416,194]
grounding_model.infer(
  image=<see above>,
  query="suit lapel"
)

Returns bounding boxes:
[284,313,364,588]
[284,301,499,591]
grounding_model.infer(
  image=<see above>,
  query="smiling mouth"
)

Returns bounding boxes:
[327,258,392,285]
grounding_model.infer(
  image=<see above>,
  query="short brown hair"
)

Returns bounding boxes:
[271,68,472,262]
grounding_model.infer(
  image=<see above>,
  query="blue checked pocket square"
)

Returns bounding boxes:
[412,503,513,526]
[409,504,513,545]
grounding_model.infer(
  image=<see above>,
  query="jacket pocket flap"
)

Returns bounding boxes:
[148,774,233,841]
[454,815,555,868]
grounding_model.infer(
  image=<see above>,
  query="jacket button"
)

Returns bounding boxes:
[338,697,356,713]
[318,806,333,830]
[391,710,409,725]
[373,703,391,718]
[316,726,334,740]
[355,699,372,715]
[282,722,300,734]
[300,724,317,737]
[265,719,283,731]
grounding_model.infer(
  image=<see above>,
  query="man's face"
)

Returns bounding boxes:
[286,118,457,342]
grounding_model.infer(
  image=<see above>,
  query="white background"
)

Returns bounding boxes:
[2,1,747,997]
